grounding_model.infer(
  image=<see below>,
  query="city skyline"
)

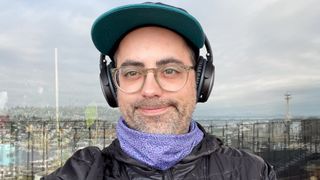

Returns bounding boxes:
[0,0,319,117]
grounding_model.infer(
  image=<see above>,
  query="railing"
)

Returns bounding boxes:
[1,118,320,179]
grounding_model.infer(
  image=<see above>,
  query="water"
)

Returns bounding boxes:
[0,144,13,166]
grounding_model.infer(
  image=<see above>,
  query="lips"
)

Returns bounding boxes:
[137,106,170,116]
[133,98,178,116]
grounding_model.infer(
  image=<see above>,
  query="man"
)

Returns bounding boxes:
[43,2,276,180]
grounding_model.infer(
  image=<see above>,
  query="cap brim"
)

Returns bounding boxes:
[91,3,205,56]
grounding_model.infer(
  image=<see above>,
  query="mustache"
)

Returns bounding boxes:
[133,98,178,109]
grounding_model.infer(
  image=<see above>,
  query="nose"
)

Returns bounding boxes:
[140,71,163,98]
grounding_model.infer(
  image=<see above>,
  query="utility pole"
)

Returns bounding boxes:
[55,48,62,166]
[284,92,292,123]
[284,92,292,148]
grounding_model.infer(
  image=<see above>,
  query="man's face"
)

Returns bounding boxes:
[115,26,197,134]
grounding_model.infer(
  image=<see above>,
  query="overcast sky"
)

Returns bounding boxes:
[0,0,319,117]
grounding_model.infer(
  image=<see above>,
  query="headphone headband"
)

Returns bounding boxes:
[204,36,213,63]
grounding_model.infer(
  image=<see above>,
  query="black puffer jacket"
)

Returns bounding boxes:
[42,125,276,180]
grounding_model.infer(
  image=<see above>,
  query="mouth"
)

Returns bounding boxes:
[136,106,171,116]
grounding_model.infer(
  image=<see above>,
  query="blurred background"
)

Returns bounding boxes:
[1,0,320,179]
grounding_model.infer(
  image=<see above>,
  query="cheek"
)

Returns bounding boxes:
[117,92,132,107]
[176,77,197,101]
[118,92,135,118]
[186,73,197,93]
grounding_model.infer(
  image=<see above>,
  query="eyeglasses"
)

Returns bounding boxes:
[112,64,194,93]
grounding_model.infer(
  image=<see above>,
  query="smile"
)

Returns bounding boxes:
[137,106,170,116]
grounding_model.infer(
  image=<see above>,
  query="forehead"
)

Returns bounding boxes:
[114,26,192,66]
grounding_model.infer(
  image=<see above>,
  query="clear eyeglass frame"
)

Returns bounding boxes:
[111,64,194,94]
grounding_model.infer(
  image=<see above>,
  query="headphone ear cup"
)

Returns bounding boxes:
[99,61,118,107]
[196,56,205,101]
[196,56,205,92]
[196,56,215,103]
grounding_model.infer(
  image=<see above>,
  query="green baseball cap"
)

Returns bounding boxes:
[91,2,205,56]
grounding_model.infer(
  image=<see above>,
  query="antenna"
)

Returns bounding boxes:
[283,92,292,148]
[284,92,292,123]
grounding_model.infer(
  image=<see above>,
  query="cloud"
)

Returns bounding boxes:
[192,0,320,117]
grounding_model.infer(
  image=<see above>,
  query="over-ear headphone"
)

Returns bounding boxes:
[99,35,215,108]
[196,36,215,103]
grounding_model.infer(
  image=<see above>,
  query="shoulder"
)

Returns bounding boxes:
[69,146,102,164]
[205,134,277,179]
[41,146,104,180]
[203,134,259,161]
[196,125,272,169]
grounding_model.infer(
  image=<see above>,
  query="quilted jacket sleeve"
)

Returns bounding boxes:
[41,146,104,180]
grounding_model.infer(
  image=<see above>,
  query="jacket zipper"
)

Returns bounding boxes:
[204,155,209,180]
[163,168,173,180]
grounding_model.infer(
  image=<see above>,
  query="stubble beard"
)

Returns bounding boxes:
[119,96,196,135]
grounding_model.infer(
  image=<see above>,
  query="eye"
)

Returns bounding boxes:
[161,66,182,77]
[121,68,142,79]
[125,71,138,77]
[164,68,177,75]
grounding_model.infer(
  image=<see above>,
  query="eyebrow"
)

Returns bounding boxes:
[119,58,184,68]
[120,60,145,68]
[156,58,184,66]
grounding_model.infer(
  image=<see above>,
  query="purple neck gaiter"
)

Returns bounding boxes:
[116,117,204,170]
